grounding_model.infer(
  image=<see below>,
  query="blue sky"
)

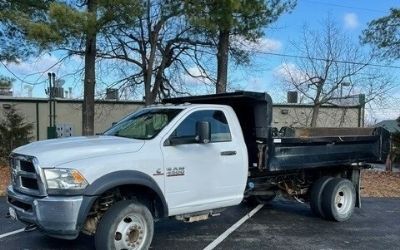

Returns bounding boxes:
[235,0,400,122]
[1,0,399,121]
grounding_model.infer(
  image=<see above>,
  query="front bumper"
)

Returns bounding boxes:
[7,185,83,239]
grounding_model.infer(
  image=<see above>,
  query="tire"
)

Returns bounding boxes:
[321,178,356,222]
[310,176,333,218]
[95,200,154,250]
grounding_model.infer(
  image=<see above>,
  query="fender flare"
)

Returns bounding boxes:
[77,170,168,228]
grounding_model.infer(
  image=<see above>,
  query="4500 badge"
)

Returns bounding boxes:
[166,167,185,177]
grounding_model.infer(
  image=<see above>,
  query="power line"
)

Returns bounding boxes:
[254,51,400,70]
[0,61,47,86]
[0,54,72,86]
[302,0,388,14]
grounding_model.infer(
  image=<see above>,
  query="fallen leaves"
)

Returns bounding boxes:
[0,166,10,196]
[361,170,400,197]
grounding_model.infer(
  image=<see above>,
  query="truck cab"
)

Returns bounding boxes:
[100,103,248,216]
[7,102,249,249]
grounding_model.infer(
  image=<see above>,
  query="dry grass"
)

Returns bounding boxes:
[0,166,399,198]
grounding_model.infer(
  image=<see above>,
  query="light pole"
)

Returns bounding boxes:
[340,82,351,99]
[338,82,351,127]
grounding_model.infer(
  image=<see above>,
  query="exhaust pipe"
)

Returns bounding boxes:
[24,224,37,232]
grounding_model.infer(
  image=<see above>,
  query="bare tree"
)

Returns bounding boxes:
[97,0,214,105]
[277,19,393,127]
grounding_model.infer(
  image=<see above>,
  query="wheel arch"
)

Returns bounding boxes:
[77,170,168,230]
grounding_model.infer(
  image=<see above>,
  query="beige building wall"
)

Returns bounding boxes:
[272,105,361,128]
[0,97,143,140]
[0,97,361,141]
[52,102,143,139]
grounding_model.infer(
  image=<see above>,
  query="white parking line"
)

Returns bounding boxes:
[0,228,25,239]
[203,204,264,250]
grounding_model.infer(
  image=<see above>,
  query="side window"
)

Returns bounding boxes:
[173,110,232,142]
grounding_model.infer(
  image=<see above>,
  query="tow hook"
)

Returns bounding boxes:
[24,224,37,232]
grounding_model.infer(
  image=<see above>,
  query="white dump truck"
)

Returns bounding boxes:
[7,91,389,249]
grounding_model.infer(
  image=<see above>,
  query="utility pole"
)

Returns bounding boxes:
[47,72,57,139]
[52,72,56,126]
[340,82,351,100]
[48,73,52,127]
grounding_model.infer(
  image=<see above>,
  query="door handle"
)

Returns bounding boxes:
[220,150,237,156]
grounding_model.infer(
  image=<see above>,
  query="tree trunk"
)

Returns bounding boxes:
[310,103,320,127]
[144,40,157,105]
[149,66,164,104]
[216,29,229,93]
[82,0,97,136]
[144,71,152,105]
[149,48,172,104]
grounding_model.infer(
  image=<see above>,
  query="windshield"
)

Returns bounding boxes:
[104,108,182,140]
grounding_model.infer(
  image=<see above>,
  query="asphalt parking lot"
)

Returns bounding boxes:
[0,197,399,250]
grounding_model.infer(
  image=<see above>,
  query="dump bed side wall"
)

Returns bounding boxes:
[163,91,391,173]
[268,127,390,172]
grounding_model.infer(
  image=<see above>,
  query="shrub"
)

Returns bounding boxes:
[0,106,33,165]
[392,117,400,163]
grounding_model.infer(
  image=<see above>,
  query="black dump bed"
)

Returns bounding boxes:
[164,91,390,174]
[270,127,390,172]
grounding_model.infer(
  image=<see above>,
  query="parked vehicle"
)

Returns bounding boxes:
[7,91,390,249]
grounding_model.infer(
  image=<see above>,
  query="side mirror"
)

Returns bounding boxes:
[111,122,117,127]
[196,121,211,144]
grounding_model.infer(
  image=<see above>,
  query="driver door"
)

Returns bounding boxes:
[161,109,243,216]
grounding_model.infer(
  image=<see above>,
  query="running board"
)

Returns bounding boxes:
[175,210,222,223]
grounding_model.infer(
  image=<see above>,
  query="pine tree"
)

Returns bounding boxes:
[184,0,296,93]
[361,8,400,60]
[0,0,141,135]
[0,106,33,165]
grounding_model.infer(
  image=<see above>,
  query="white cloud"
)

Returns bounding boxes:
[70,54,84,64]
[343,13,359,29]
[5,54,62,76]
[243,77,266,92]
[182,66,212,85]
[250,38,282,53]
[231,36,282,53]
[273,62,307,83]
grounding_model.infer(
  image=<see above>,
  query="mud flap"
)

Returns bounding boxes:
[351,168,361,208]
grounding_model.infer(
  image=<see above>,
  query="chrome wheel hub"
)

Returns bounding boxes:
[334,186,352,215]
[114,214,147,250]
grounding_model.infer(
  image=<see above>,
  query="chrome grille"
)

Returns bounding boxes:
[10,154,46,196]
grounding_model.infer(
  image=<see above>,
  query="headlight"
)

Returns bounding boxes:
[44,169,88,195]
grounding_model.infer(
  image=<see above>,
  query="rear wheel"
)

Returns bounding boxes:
[321,178,356,222]
[310,176,333,218]
[95,200,154,250]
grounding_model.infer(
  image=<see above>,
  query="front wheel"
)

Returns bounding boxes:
[95,200,154,250]
[321,178,356,222]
